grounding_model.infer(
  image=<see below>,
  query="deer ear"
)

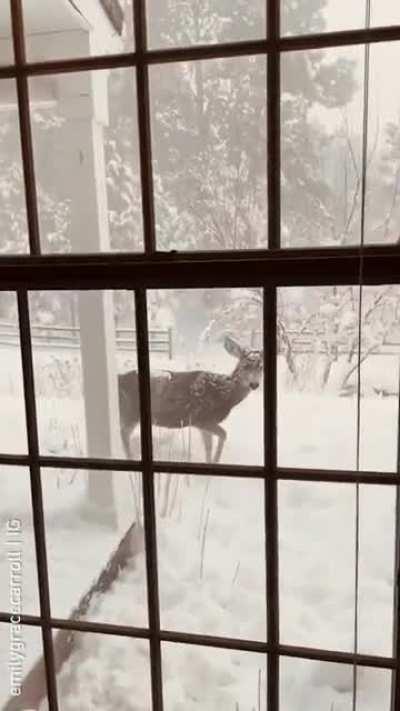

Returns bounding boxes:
[224,335,243,358]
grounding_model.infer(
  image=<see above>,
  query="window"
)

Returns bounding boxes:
[0,1,399,710]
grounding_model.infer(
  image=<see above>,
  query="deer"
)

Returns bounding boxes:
[118,336,263,463]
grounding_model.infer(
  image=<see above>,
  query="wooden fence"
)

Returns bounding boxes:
[251,328,400,356]
[0,322,173,359]
[1,322,398,359]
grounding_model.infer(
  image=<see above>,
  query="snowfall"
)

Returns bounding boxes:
[0,340,398,711]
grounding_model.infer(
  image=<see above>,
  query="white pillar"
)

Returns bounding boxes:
[57,72,124,527]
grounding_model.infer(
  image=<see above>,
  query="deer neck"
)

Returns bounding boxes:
[225,368,250,406]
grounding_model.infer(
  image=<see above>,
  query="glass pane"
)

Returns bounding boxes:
[356,667,393,711]
[358,486,396,656]
[279,285,400,472]
[279,482,396,655]
[0,0,13,65]
[0,80,29,254]
[371,1,400,26]
[280,657,392,711]
[157,474,266,640]
[29,69,143,254]
[359,285,400,471]
[23,0,134,60]
[281,45,364,248]
[162,642,267,709]
[42,467,147,626]
[150,56,267,251]
[0,623,48,709]
[148,0,266,48]
[281,0,366,36]
[0,466,40,616]
[279,481,355,651]
[0,292,27,453]
[29,290,140,459]
[365,42,400,245]
[146,288,263,465]
[54,632,151,709]
[278,286,359,470]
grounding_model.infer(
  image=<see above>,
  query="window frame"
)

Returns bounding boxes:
[0,1,399,710]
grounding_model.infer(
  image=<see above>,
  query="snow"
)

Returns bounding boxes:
[161,644,266,711]
[281,657,391,711]
[279,482,395,656]
[51,635,151,711]
[156,475,266,641]
[0,344,398,709]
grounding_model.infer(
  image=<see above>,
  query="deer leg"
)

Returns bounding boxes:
[202,425,227,463]
[213,425,227,463]
[200,429,213,463]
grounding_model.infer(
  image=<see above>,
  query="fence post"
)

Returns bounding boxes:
[168,327,173,360]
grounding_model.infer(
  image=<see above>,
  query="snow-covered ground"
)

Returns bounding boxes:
[0,344,398,709]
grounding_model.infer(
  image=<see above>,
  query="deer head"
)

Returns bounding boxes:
[224,335,263,390]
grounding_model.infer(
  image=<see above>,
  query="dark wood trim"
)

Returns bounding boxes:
[17,291,59,710]
[10,0,41,255]
[277,468,400,486]
[135,288,164,711]
[267,0,280,251]
[0,611,395,669]
[2,246,400,289]
[134,0,157,255]
[278,644,397,670]
[0,23,400,81]
[264,285,279,711]
[1,452,399,485]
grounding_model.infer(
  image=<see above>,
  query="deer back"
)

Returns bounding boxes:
[119,368,250,430]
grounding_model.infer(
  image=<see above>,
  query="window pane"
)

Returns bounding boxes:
[280,657,392,711]
[358,486,396,655]
[150,56,267,251]
[281,0,366,36]
[0,624,48,709]
[0,1,13,65]
[359,285,400,471]
[0,292,27,454]
[29,69,143,254]
[54,633,151,710]
[0,80,29,254]
[0,466,40,616]
[278,287,359,470]
[147,0,266,48]
[279,285,400,472]
[365,42,400,245]
[29,290,140,459]
[42,468,147,626]
[279,482,396,655]
[371,1,400,26]
[281,45,364,248]
[162,642,266,709]
[157,474,266,640]
[146,289,263,465]
[279,481,355,651]
[23,0,134,60]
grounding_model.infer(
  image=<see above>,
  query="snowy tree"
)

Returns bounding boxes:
[277,285,400,394]
[281,44,359,247]
[151,53,267,250]
[365,118,400,244]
